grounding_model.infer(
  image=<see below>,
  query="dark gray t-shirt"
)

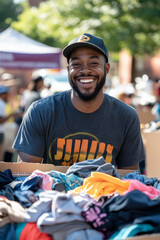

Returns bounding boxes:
[13,90,145,167]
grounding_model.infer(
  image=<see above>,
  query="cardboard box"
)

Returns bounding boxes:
[142,130,160,179]
[0,161,135,176]
[0,162,68,176]
[0,162,160,240]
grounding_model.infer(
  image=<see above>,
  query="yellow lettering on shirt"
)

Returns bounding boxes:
[79,139,88,161]
[87,140,98,159]
[72,139,81,163]
[63,139,72,161]
[54,138,65,160]
[52,135,114,165]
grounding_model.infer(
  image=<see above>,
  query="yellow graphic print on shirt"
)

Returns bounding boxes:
[49,132,114,166]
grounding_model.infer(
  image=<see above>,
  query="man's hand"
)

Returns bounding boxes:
[118,163,139,170]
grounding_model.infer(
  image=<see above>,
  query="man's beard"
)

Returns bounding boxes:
[69,70,106,101]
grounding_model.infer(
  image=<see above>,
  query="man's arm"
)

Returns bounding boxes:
[17,151,42,163]
[0,112,23,123]
[117,163,139,170]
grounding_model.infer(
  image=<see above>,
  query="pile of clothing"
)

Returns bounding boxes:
[0,156,160,240]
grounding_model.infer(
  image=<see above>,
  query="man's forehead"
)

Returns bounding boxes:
[69,46,105,60]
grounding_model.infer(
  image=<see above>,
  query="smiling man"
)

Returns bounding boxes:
[13,33,145,170]
[68,47,109,112]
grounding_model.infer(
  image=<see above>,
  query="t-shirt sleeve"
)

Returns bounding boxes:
[115,110,145,168]
[13,103,46,158]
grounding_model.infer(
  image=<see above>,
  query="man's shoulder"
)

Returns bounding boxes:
[25,91,70,119]
[103,93,137,115]
[52,90,69,100]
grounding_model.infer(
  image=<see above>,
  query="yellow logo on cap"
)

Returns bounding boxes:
[78,35,90,42]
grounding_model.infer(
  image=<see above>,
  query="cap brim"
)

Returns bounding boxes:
[63,42,108,61]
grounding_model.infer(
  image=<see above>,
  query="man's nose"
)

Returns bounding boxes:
[79,63,91,73]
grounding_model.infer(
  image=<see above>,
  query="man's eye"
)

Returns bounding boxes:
[73,63,80,66]
[71,63,81,68]
[89,62,99,67]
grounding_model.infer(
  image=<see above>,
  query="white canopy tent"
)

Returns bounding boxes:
[0,28,62,69]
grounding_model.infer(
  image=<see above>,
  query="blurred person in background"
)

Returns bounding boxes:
[117,92,135,108]
[0,86,22,161]
[40,82,51,98]
[152,84,160,123]
[23,75,44,112]
[115,83,135,108]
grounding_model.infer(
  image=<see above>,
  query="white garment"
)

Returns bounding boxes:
[0,98,6,133]
[40,88,51,98]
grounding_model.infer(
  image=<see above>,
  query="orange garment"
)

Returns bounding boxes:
[69,172,130,198]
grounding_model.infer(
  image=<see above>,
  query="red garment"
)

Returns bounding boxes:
[0,196,7,199]
[20,222,53,240]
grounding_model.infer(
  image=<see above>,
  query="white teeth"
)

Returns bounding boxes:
[80,79,94,83]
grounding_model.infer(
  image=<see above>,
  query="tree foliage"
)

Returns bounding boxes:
[0,0,22,32]
[11,0,160,57]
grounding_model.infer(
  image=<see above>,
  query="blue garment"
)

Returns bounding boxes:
[66,157,123,179]
[110,223,154,239]
[124,170,147,182]
[125,170,159,188]
[0,169,15,187]
[14,190,38,208]
[0,223,16,240]
[48,171,83,192]
[20,175,42,191]
[16,222,27,240]
[102,190,160,230]
[8,176,27,191]
[0,186,15,200]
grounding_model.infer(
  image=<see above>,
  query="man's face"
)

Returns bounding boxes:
[0,92,8,102]
[36,79,44,92]
[68,47,110,101]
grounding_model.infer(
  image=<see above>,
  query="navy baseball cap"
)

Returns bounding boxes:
[63,33,109,62]
[0,86,9,95]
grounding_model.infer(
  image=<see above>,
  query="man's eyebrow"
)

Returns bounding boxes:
[70,55,99,61]
[70,57,79,61]
[90,56,99,60]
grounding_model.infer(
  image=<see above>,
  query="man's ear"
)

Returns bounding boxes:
[105,63,110,74]
[67,64,69,71]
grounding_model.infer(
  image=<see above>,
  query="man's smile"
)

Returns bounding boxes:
[79,78,95,83]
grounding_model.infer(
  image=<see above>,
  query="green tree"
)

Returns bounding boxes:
[12,0,160,80]
[12,0,160,51]
[0,0,22,32]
